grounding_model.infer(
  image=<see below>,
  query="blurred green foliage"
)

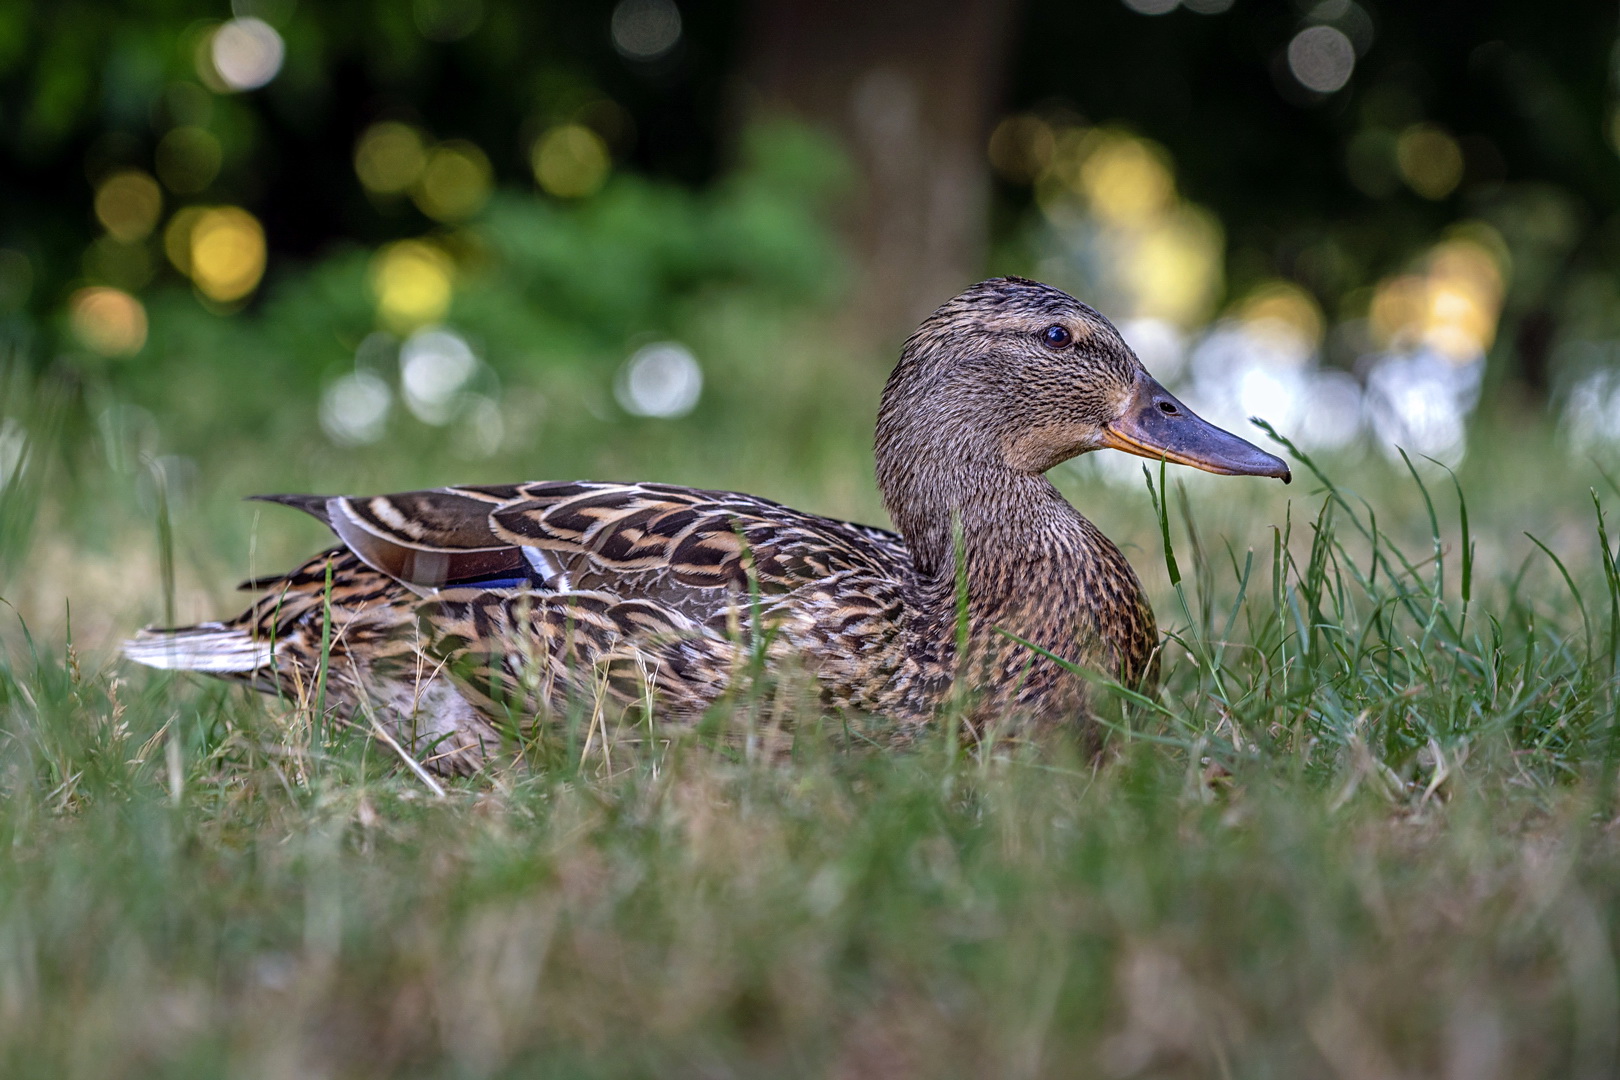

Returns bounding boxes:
[118,124,843,448]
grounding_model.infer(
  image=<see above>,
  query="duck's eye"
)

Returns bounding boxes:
[1041,324,1072,349]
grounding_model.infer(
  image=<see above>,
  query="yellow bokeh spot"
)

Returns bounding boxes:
[94,170,163,243]
[531,124,611,199]
[1121,208,1224,327]
[1370,231,1507,362]
[1079,134,1175,226]
[1429,235,1504,306]
[413,141,493,222]
[1239,280,1324,355]
[187,207,266,302]
[355,121,429,195]
[370,240,454,331]
[163,207,206,276]
[1396,124,1464,200]
[1370,274,1427,344]
[1424,238,1504,359]
[69,287,147,356]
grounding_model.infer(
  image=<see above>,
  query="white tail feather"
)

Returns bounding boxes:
[122,624,274,673]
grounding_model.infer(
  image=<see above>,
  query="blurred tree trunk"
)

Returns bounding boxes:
[738,0,1019,333]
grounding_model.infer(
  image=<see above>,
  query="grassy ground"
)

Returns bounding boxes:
[3,331,1620,1077]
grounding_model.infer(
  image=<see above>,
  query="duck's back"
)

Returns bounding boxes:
[126,481,931,769]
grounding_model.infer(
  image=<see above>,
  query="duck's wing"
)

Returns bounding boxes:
[252,481,909,628]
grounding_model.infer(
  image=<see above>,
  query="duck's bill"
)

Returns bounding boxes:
[1100,375,1292,483]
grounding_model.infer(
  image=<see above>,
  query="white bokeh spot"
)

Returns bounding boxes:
[1287,25,1355,93]
[611,0,682,59]
[401,327,479,425]
[616,342,702,418]
[320,372,392,445]
[211,17,285,91]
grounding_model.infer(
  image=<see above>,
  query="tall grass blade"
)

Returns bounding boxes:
[1525,531,1592,662]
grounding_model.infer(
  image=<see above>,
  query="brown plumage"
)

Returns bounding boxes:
[124,278,1289,774]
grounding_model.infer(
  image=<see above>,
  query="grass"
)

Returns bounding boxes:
[3,359,1620,1076]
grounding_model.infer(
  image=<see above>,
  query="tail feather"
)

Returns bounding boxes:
[246,493,335,525]
[123,624,274,673]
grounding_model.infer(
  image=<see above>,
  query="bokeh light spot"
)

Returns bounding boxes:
[94,170,163,243]
[988,115,1056,184]
[1365,350,1475,465]
[1564,369,1620,453]
[207,17,285,91]
[452,396,504,458]
[1396,124,1464,200]
[413,141,493,222]
[1079,134,1175,225]
[400,326,479,424]
[616,343,702,417]
[1355,229,1507,464]
[187,207,266,302]
[610,0,682,60]
[1120,0,1179,14]
[355,122,428,196]
[532,125,611,199]
[1315,0,1375,53]
[1121,207,1223,326]
[371,240,454,332]
[1181,319,1365,456]
[320,372,392,445]
[155,127,223,195]
[1239,280,1324,355]
[1369,275,1426,347]
[163,207,205,277]
[1300,371,1365,450]
[1287,26,1355,93]
[1370,232,1505,361]
[70,287,147,356]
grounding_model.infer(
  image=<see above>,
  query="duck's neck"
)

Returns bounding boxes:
[876,425,1157,700]
[876,428,1087,590]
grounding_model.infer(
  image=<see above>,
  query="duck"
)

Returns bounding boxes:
[124,278,1290,775]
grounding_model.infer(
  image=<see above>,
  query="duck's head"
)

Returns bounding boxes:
[877,277,1291,486]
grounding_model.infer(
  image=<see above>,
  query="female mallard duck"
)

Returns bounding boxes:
[126,278,1288,774]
